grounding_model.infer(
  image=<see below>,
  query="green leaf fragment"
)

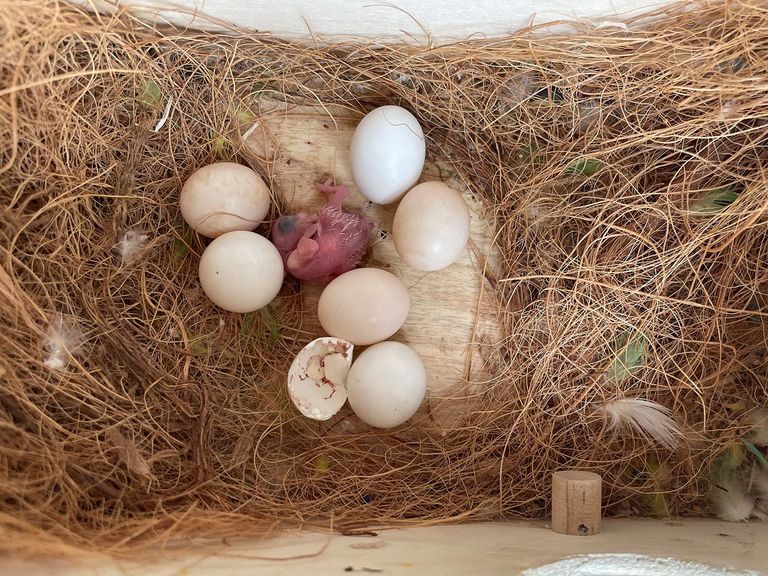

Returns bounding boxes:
[719,57,748,72]
[173,226,192,259]
[732,57,748,71]
[690,186,738,213]
[137,79,163,110]
[315,455,330,473]
[606,333,647,383]
[723,444,746,470]
[709,444,750,520]
[724,400,747,412]
[189,339,209,356]
[171,225,192,265]
[239,308,281,346]
[239,312,256,339]
[746,299,762,324]
[250,84,268,99]
[517,144,548,165]
[172,237,188,258]
[646,457,669,482]
[236,104,258,125]
[744,440,768,469]
[211,132,231,159]
[566,158,602,176]
[260,306,281,344]
[643,492,670,516]
[712,444,745,486]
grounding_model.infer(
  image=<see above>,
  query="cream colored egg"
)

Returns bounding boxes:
[287,337,353,421]
[317,268,410,346]
[350,105,426,205]
[180,162,271,238]
[199,231,284,313]
[346,341,426,429]
[392,181,471,272]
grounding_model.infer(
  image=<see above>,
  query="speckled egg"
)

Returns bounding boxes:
[198,231,284,313]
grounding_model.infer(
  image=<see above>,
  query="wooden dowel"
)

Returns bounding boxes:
[551,470,602,536]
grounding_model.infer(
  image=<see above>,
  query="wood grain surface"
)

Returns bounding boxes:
[551,470,603,536]
[245,101,499,429]
[6,519,768,574]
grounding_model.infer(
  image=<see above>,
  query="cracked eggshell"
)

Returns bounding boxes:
[287,337,354,421]
[350,105,426,205]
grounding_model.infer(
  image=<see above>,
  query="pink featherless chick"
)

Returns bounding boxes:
[271,179,374,282]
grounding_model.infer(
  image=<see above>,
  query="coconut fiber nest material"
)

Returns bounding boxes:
[1,0,768,556]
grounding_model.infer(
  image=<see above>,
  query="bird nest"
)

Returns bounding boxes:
[1,0,767,556]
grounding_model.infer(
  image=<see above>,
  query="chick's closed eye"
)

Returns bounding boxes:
[277,216,295,233]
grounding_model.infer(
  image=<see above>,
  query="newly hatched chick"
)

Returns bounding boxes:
[271,179,373,281]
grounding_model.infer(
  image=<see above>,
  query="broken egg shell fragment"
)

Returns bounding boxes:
[287,337,354,421]
[322,353,350,384]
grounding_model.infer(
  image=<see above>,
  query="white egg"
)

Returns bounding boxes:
[318,268,410,346]
[350,105,426,205]
[180,162,271,238]
[287,337,353,421]
[346,341,426,428]
[199,231,284,313]
[392,181,471,272]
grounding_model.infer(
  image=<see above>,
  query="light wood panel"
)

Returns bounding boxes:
[4,519,766,574]
[245,102,499,429]
[78,0,684,41]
